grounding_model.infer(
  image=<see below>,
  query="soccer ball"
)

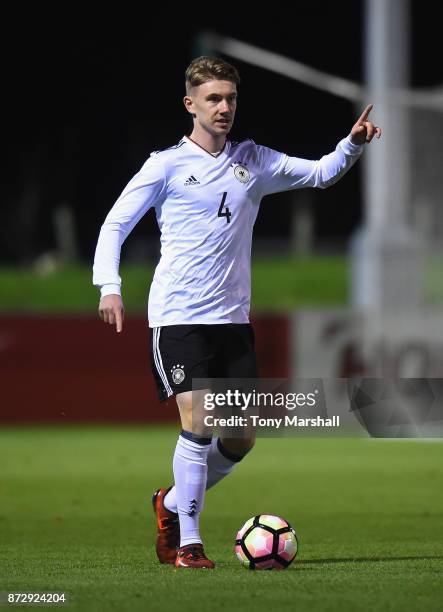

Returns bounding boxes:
[235,514,298,570]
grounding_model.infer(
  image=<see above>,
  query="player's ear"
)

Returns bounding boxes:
[183,96,196,117]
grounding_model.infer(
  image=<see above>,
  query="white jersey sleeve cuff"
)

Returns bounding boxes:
[100,284,121,298]
[340,135,364,156]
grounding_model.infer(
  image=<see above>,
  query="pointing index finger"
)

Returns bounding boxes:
[115,309,123,333]
[357,104,373,125]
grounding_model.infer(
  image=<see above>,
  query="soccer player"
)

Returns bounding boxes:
[93,56,381,569]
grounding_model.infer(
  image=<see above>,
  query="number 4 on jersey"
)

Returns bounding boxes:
[218,192,232,223]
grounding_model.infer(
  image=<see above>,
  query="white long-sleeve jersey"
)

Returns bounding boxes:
[93,135,363,327]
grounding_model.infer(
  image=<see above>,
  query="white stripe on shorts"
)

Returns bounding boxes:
[153,327,174,397]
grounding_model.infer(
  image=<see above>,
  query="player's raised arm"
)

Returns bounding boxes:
[258,104,382,196]
[350,104,382,145]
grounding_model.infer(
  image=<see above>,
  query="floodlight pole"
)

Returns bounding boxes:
[351,0,421,311]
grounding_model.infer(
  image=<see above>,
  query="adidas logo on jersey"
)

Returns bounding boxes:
[184,175,200,186]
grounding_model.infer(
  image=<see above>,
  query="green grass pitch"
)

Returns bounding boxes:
[1,426,442,611]
[0,257,348,313]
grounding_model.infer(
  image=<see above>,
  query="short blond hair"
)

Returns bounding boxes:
[185,56,240,94]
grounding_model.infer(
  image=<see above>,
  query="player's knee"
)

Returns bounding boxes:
[176,391,212,437]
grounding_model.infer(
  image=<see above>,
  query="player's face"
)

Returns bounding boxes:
[185,80,237,136]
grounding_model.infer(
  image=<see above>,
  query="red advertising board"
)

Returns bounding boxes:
[0,315,290,422]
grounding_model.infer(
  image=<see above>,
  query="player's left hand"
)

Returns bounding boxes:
[350,104,382,145]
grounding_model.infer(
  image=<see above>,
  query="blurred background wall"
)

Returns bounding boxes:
[1,0,442,422]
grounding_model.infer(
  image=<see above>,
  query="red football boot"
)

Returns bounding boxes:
[175,544,215,569]
[152,487,180,564]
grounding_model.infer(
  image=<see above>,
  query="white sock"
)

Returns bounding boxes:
[164,437,238,514]
[172,433,211,547]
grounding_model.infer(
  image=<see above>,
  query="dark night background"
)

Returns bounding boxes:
[3,1,441,265]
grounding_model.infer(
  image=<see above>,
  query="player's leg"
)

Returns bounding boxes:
[152,393,215,568]
[164,323,257,511]
[150,323,256,567]
[171,389,215,568]
[214,322,258,479]
[149,325,215,568]
[163,437,253,519]
[173,389,212,548]
[206,434,255,486]
[163,435,254,511]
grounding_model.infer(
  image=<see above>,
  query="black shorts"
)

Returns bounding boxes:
[149,323,258,402]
